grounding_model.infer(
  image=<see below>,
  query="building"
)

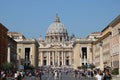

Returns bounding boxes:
[7,36,17,68]
[93,15,120,71]
[8,32,39,68]
[93,26,112,70]
[110,15,120,73]
[38,15,74,68]
[8,32,25,42]
[0,23,8,66]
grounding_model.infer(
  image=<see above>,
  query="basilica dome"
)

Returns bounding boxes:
[46,15,68,35]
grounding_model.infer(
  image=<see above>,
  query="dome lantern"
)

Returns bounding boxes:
[54,14,60,23]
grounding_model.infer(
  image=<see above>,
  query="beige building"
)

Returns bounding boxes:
[37,15,101,69]
[93,27,112,70]
[73,39,93,69]
[8,32,39,68]
[110,15,120,73]
[38,15,74,68]
[93,15,120,71]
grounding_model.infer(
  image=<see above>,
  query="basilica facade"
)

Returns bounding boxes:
[37,15,96,69]
[38,15,74,68]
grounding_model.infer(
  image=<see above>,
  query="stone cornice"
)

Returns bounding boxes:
[93,32,111,45]
[17,39,39,45]
[39,48,73,52]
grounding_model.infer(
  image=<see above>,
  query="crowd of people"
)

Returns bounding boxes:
[95,69,112,80]
[0,67,112,80]
[72,68,112,80]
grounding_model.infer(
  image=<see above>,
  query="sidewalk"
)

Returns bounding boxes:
[7,76,36,80]
[112,75,120,80]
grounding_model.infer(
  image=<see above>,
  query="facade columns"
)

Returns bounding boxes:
[55,51,57,66]
[48,51,50,65]
[7,46,10,63]
[63,52,66,65]
[47,52,49,65]
[58,36,60,42]
[62,36,64,42]
[81,49,82,66]
[99,42,104,71]
[69,52,71,65]
[89,47,92,64]
[53,52,55,66]
[62,51,64,66]
[58,52,60,66]
[40,52,43,66]
[63,51,64,65]
[53,52,55,65]
[87,47,89,64]
[54,36,55,41]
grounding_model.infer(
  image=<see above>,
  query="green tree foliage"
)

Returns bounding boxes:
[77,65,87,70]
[111,68,119,75]
[89,64,95,69]
[24,65,35,70]
[0,62,14,71]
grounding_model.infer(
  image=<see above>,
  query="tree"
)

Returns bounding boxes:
[0,62,14,71]
[89,64,95,70]
[77,65,87,70]
[24,65,35,70]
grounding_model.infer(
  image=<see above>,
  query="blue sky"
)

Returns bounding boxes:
[0,0,120,39]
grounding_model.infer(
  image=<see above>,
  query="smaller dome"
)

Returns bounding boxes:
[38,35,43,43]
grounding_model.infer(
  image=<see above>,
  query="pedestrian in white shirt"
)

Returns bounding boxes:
[54,71,58,80]
[95,69,102,80]
[14,72,18,80]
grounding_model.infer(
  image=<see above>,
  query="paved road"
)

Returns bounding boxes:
[24,74,119,80]
[7,72,120,80]
[39,72,95,80]
[7,72,96,80]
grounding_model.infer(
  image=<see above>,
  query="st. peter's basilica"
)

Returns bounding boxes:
[7,14,120,70]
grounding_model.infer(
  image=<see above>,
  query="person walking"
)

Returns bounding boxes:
[39,70,42,80]
[103,69,112,80]
[54,71,58,80]
[17,71,22,80]
[95,69,102,80]
[1,72,6,80]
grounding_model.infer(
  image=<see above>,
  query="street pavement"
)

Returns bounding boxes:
[112,75,120,80]
[7,72,120,80]
[42,72,96,80]
[7,72,96,80]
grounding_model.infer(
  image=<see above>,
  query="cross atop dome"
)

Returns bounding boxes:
[54,13,60,23]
